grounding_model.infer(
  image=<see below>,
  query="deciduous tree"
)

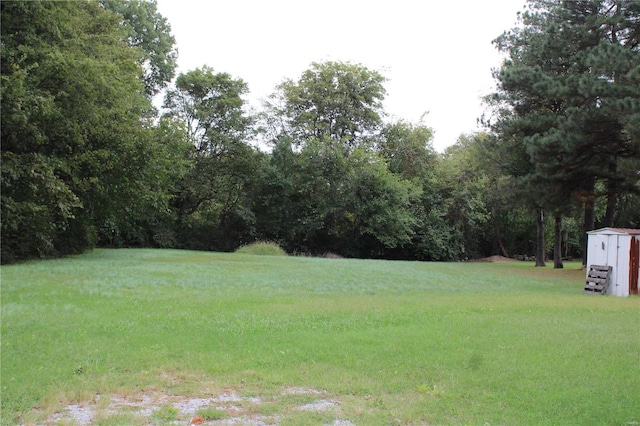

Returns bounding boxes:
[163,67,258,250]
[101,0,177,97]
[1,1,148,260]
[267,61,386,150]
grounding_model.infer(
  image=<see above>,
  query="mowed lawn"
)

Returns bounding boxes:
[1,249,639,425]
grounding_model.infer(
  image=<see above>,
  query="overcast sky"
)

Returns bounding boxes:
[155,0,526,151]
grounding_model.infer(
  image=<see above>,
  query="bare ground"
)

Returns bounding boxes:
[27,387,355,426]
[472,255,518,263]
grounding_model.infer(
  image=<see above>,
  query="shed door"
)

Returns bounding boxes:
[630,236,639,295]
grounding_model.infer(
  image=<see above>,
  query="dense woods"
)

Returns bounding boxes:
[2,0,639,264]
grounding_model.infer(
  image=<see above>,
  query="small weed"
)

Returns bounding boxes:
[416,384,445,398]
[196,406,226,420]
[152,405,179,422]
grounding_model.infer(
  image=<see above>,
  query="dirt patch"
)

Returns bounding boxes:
[298,399,340,412]
[472,255,518,263]
[282,386,326,396]
[31,387,352,425]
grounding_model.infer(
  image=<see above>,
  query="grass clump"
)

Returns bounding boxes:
[152,405,179,422]
[235,241,287,256]
[196,406,226,420]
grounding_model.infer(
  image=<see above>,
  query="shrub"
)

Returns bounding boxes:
[235,241,287,256]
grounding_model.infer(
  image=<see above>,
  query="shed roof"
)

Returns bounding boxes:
[587,227,640,236]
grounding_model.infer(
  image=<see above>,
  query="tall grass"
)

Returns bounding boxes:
[1,249,638,424]
[234,241,287,256]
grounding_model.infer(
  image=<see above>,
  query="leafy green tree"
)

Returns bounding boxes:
[0,152,81,262]
[100,0,177,97]
[250,136,298,247]
[101,118,193,248]
[376,120,437,181]
[345,147,420,257]
[164,67,251,156]
[256,137,418,258]
[1,0,159,261]
[163,67,258,250]
[434,135,492,260]
[373,120,458,261]
[283,137,353,254]
[256,62,423,258]
[266,61,387,150]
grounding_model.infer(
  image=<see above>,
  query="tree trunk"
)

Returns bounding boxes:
[603,157,617,227]
[536,208,546,267]
[582,196,596,267]
[497,238,509,258]
[553,214,563,269]
[579,177,597,267]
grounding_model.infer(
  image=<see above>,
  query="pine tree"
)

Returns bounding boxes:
[488,0,640,265]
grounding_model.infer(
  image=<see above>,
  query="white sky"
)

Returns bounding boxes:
[155,0,525,151]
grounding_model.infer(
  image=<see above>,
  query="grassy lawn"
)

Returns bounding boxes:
[1,249,639,425]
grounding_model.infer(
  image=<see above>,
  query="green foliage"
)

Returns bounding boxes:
[4,2,637,264]
[163,66,258,251]
[435,135,491,259]
[615,191,640,228]
[346,147,420,253]
[250,135,419,258]
[152,405,179,422]
[1,0,187,263]
[0,152,81,261]
[100,118,193,248]
[489,0,640,219]
[164,66,251,153]
[1,0,146,261]
[485,0,640,264]
[254,62,424,258]
[376,120,437,182]
[250,136,298,245]
[196,407,226,421]
[269,61,386,149]
[101,0,178,97]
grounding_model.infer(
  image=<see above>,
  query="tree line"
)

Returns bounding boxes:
[2,0,639,264]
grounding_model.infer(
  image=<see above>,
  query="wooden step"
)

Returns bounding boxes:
[584,265,612,295]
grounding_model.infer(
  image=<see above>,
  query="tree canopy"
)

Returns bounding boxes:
[486,0,640,265]
[2,0,638,264]
[100,0,177,97]
[1,0,181,261]
[266,61,387,150]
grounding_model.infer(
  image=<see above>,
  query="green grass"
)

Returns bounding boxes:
[196,406,227,420]
[151,404,179,422]
[2,249,639,425]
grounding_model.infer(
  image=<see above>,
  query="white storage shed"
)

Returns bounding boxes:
[586,228,640,297]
